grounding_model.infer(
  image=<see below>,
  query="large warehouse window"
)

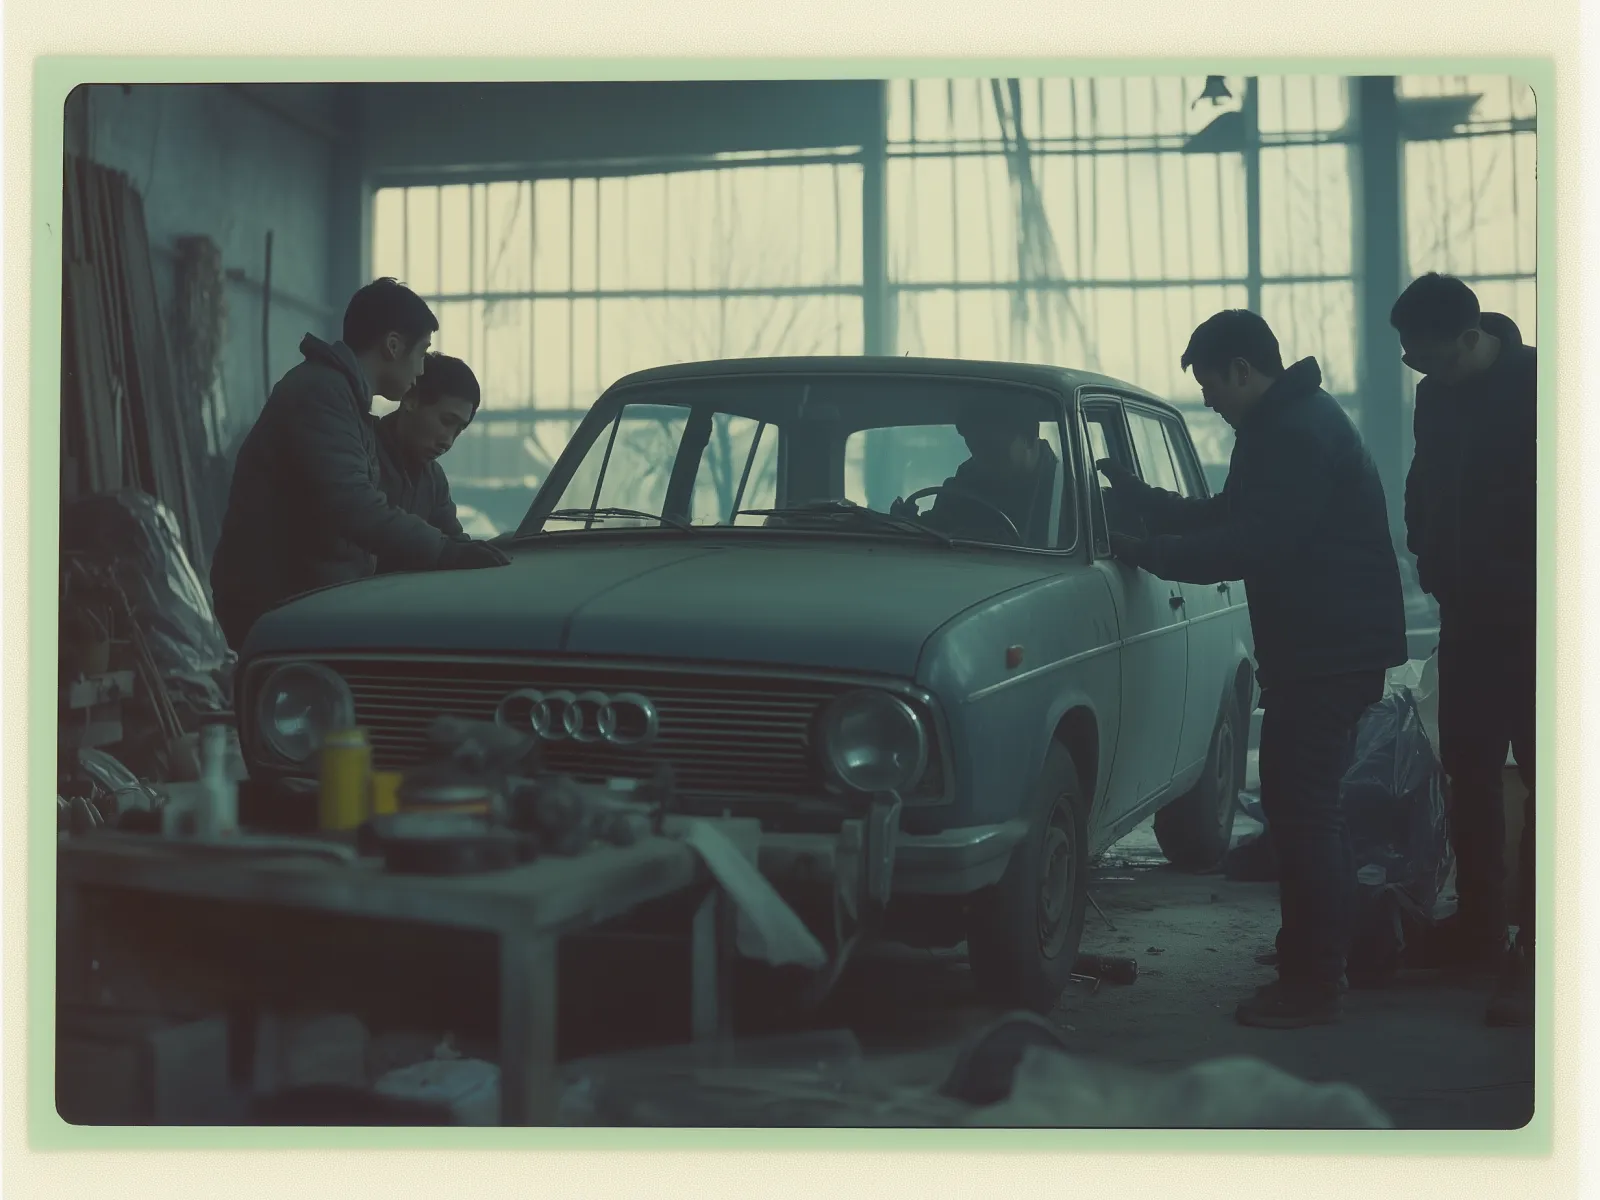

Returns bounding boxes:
[370,76,1536,524]
[884,76,1354,473]
[1400,75,1538,337]
[370,158,862,529]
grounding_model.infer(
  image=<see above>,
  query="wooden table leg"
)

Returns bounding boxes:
[498,931,559,1126]
[690,886,734,1043]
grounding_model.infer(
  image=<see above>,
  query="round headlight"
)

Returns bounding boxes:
[817,689,928,795]
[257,662,355,764]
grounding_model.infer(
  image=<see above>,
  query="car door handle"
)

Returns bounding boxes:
[1169,594,1185,610]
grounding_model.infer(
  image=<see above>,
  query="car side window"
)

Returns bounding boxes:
[1160,416,1206,499]
[1127,408,1183,495]
[1083,401,1139,550]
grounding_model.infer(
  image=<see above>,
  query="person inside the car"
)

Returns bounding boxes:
[921,401,1060,546]
[373,351,482,571]
[210,279,509,651]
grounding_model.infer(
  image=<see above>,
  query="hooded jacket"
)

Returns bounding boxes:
[1403,312,1537,635]
[372,409,471,572]
[1124,358,1408,689]
[210,334,451,649]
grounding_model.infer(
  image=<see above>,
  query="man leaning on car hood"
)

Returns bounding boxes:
[209,278,509,651]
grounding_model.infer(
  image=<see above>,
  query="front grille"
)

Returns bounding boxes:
[291,657,945,807]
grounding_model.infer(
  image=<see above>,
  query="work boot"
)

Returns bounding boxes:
[1485,941,1533,1028]
[1235,980,1342,1028]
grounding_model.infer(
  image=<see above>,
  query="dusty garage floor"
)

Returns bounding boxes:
[787,817,1535,1130]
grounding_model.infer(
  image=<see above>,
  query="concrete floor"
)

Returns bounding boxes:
[790,817,1535,1130]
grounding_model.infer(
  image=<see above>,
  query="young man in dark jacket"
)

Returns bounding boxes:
[210,279,508,651]
[1100,310,1407,1028]
[373,351,481,567]
[1391,274,1536,1027]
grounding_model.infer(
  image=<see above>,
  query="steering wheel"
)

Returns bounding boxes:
[896,486,1022,544]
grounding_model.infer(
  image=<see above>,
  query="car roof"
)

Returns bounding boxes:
[605,355,1187,422]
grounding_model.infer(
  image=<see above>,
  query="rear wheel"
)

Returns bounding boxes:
[966,743,1090,1013]
[1154,697,1242,872]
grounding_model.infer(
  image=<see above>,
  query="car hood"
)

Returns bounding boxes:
[244,537,1062,678]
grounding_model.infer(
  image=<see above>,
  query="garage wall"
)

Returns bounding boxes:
[67,84,358,442]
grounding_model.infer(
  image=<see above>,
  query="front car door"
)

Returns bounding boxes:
[1082,395,1190,821]
[1125,402,1235,780]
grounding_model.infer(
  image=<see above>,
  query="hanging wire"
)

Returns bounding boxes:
[949,80,962,355]
[1150,77,1175,393]
[1120,77,1142,383]
[1179,77,1201,377]
[832,160,843,354]
[567,177,576,408]
[980,79,1004,359]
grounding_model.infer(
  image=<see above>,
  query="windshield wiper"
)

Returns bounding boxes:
[515,507,696,539]
[736,501,954,547]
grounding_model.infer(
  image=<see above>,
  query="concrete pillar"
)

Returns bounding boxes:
[1350,76,1409,539]
[1242,78,1262,316]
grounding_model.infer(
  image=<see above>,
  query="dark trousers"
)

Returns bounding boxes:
[1258,671,1386,987]
[1437,625,1535,944]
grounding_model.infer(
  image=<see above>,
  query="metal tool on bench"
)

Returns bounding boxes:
[362,717,673,874]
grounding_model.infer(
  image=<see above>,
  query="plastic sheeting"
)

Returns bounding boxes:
[970,1046,1392,1129]
[553,1026,1392,1128]
[60,490,233,715]
[1344,687,1453,917]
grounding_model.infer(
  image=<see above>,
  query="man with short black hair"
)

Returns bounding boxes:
[1391,273,1536,1027]
[373,352,480,566]
[211,279,508,651]
[1099,309,1407,1027]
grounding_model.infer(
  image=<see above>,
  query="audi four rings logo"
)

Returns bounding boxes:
[493,688,661,748]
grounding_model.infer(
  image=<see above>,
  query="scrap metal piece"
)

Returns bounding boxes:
[680,821,827,970]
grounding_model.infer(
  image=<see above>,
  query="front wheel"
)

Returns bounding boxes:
[965,743,1090,1013]
[1154,696,1242,872]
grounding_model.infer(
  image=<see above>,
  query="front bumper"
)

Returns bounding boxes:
[756,820,1029,897]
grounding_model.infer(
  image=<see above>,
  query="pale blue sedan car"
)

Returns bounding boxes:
[238,357,1255,1012]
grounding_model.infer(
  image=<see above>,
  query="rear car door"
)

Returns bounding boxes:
[1082,396,1190,817]
[1126,403,1234,779]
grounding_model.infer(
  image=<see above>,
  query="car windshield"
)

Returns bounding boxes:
[517,373,1080,552]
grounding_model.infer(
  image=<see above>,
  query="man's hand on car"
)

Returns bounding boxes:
[438,539,511,571]
[1108,531,1149,569]
[1097,458,1141,492]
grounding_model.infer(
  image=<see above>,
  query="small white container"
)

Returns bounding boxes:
[194,723,238,838]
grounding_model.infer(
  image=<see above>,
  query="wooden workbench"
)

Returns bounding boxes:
[56,832,733,1125]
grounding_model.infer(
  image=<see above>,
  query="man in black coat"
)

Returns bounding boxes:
[210,279,508,651]
[1101,310,1407,1028]
[373,351,481,567]
[1391,274,1536,1027]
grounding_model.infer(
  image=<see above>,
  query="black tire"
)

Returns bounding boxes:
[1154,696,1242,872]
[966,742,1090,1013]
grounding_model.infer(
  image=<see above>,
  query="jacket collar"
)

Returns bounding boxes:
[1240,357,1323,429]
